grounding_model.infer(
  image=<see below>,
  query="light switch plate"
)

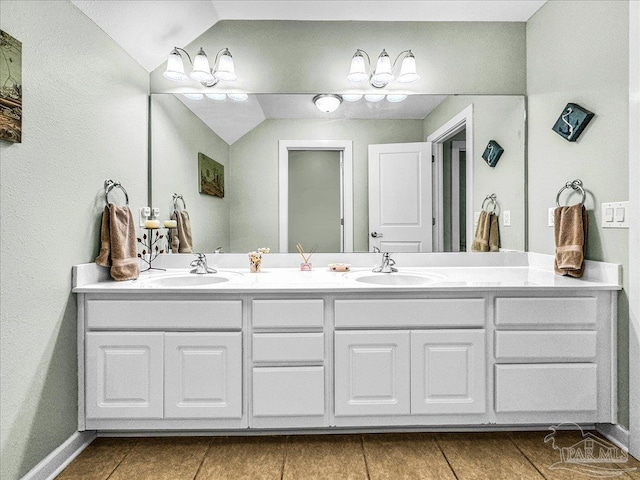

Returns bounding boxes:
[548,207,555,227]
[139,207,151,227]
[503,210,511,227]
[601,201,629,228]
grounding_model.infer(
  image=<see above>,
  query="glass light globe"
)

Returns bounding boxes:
[213,49,237,82]
[386,94,408,103]
[347,51,368,83]
[189,48,215,84]
[398,52,420,83]
[364,94,385,102]
[371,49,393,86]
[228,93,248,101]
[342,94,363,102]
[183,93,203,100]
[163,48,189,82]
[205,93,227,101]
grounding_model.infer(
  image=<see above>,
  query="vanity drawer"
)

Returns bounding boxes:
[253,333,324,364]
[86,299,242,330]
[334,299,485,328]
[252,299,324,328]
[495,331,597,362]
[495,297,596,327]
[252,366,325,417]
[495,364,597,413]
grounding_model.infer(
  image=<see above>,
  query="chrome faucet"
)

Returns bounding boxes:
[373,252,397,273]
[190,253,217,274]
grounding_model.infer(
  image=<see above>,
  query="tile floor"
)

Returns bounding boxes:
[56,431,640,480]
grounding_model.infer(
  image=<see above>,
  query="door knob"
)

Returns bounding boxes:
[371,231,384,238]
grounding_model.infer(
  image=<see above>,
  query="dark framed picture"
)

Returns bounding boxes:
[0,30,22,143]
[482,140,504,168]
[552,103,594,142]
[198,152,224,197]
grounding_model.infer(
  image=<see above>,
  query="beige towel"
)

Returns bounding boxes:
[172,210,193,254]
[554,204,587,278]
[472,211,500,252]
[95,204,140,281]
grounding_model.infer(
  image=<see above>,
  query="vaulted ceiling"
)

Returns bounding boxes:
[71,1,546,72]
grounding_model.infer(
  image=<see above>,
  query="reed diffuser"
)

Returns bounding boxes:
[296,243,317,271]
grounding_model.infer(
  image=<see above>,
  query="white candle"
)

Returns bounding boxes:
[164,220,177,228]
[144,219,160,229]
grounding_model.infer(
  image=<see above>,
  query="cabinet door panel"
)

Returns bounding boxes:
[411,330,486,414]
[335,331,410,416]
[164,332,242,419]
[86,332,164,419]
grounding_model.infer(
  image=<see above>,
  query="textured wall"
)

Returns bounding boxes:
[527,0,629,426]
[0,1,148,479]
[150,20,526,95]
[151,94,231,253]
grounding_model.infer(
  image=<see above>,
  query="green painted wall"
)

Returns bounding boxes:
[0,2,148,479]
[526,0,630,426]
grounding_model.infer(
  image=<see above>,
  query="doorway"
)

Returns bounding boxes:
[427,105,474,252]
[278,140,353,253]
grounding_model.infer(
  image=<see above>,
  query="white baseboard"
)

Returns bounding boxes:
[596,423,630,450]
[21,431,96,480]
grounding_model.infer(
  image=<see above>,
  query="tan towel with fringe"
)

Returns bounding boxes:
[554,204,587,278]
[95,204,140,281]
[472,211,500,252]
[171,210,193,254]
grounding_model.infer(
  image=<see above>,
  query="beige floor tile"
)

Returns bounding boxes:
[195,436,286,480]
[283,435,368,480]
[55,437,139,480]
[363,433,456,480]
[510,430,640,480]
[108,437,211,480]
[436,432,545,480]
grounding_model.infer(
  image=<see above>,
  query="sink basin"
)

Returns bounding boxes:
[351,273,439,286]
[144,274,231,287]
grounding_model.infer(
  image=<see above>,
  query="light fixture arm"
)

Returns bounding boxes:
[172,47,192,65]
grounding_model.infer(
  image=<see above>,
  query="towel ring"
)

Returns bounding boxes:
[104,179,129,206]
[482,194,497,214]
[173,193,187,211]
[556,179,586,207]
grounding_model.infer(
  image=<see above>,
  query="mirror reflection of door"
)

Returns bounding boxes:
[288,150,342,253]
[368,142,433,253]
[446,137,467,252]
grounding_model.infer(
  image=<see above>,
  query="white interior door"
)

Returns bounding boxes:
[368,142,433,252]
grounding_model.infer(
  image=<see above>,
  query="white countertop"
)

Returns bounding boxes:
[73,256,622,294]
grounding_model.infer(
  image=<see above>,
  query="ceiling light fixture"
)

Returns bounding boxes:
[164,46,238,87]
[313,94,343,113]
[347,49,419,88]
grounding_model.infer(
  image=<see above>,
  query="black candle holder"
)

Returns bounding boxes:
[137,228,167,272]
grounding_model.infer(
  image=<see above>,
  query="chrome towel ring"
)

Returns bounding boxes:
[482,194,497,214]
[104,179,129,206]
[556,179,586,207]
[173,193,187,211]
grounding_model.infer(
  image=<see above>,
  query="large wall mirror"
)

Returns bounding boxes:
[150,93,525,254]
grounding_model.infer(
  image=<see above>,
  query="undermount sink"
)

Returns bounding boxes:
[348,272,441,286]
[144,273,237,287]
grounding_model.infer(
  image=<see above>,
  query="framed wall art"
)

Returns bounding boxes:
[0,30,22,143]
[552,103,594,142]
[198,152,224,197]
[482,140,504,168]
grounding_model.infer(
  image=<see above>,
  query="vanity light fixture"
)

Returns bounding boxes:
[342,94,363,102]
[313,94,343,113]
[163,46,238,87]
[347,49,419,88]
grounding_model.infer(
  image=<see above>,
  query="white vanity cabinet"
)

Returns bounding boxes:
[75,263,618,433]
[81,295,245,430]
[250,299,328,428]
[493,293,613,424]
[333,296,487,426]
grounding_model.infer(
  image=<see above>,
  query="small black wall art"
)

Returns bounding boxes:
[552,103,594,142]
[482,140,504,168]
